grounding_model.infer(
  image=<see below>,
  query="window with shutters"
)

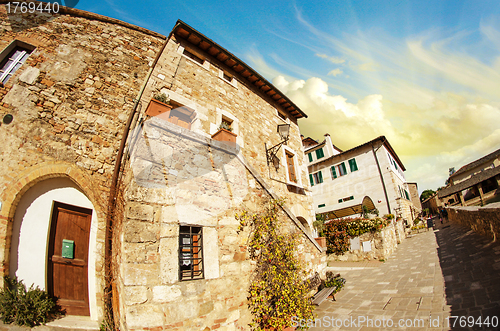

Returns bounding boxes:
[336,162,347,176]
[315,148,324,159]
[311,171,323,185]
[308,153,313,162]
[179,226,204,280]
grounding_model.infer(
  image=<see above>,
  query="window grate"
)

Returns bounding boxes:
[179,226,204,280]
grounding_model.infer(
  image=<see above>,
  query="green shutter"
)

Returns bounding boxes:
[318,171,323,183]
[309,174,314,186]
[331,166,337,179]
[315,148,324,159]
[349,158,358,172]
[308,153,313,162]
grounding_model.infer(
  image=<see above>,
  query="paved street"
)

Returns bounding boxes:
[307,220,500,331]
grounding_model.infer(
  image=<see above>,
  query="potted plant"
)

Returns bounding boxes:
[146,93,172,118]
[313,215,327,248]
[212,121,237,144]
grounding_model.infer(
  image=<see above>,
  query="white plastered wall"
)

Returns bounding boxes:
[9,177,99,320]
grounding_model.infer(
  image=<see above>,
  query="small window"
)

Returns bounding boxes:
[331,166,337,179]
[168,100,196,129]
[277,111,286,121]
[315,148,324,159]
[313,171,323,184]
[318,204,326,208]
[338,199,343,203]
[286,151,297,183]
[179,226,203,280]
[342,196,354,202]
[308,153,313,162]
[183,49,204,65]
[0,42,34,85]
[223,72,232,82]
[220,117,233,131]
[348,158,358,172]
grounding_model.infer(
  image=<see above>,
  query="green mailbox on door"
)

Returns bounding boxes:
[62,239,74,259]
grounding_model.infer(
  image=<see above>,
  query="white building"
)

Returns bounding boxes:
[304,134,417,223]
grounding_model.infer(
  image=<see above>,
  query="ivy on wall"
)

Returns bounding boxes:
[236,199,315,331]
[325,217,391,255]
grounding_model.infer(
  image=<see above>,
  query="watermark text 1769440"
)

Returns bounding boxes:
[5,1,80,14]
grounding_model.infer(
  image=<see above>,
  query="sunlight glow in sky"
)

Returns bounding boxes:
[59,0,500,194]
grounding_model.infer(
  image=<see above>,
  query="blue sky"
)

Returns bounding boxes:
[54,0,500,194]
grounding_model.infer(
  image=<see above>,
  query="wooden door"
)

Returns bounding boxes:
[47,202,92,316]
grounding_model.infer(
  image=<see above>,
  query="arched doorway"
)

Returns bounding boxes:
[10,177,99,318]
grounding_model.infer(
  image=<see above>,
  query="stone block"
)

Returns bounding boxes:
[123,286,148,305]
[153,285,182,303]
[160,237,178,284]
[125,304,164,329]
[123,263,160,286]
[126,203,154,221]
[18,66,40,85]
[160,223,179,238]
[124,220,159,243]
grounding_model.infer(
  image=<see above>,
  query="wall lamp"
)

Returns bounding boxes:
[265,123,291,171]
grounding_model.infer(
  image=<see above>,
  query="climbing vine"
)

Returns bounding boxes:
[236,199,315,330]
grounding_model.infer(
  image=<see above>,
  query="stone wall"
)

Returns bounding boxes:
[0,5,164,320]
[117,119,326,330]
[328,221,399,262]
[446,203,500,241]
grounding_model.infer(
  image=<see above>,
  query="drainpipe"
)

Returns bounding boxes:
[372,139,391,215]
[104,24,178,327]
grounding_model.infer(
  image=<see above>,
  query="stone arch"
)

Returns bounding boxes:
[0,161,106,319]
[296,216,312,235]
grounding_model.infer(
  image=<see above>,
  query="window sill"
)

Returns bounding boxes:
[287,183,306,195]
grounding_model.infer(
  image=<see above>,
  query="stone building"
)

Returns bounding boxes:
[438,148,500,207]
[0,3,325,330]
[407,182,422,212]
[304,134,417,224]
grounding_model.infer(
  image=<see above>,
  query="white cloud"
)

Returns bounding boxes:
[328,68,343,76]
[316,53,345,64]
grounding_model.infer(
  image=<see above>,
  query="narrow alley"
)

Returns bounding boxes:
[308,220,500,331]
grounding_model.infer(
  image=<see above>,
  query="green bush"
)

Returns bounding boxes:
[0,276,59,327]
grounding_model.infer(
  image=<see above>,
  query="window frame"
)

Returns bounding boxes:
[0,40,35,86]
[312,171,323,185]
[285,150,298,184]
[337,162,347,176]
[179,226,204,281]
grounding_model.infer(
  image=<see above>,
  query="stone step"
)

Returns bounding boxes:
[0,316,99,331]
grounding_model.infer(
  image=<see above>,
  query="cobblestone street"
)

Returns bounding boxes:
[308,220,500,331]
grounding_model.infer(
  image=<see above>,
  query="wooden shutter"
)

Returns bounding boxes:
[286,152,297,183]
[309,174,314,186]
